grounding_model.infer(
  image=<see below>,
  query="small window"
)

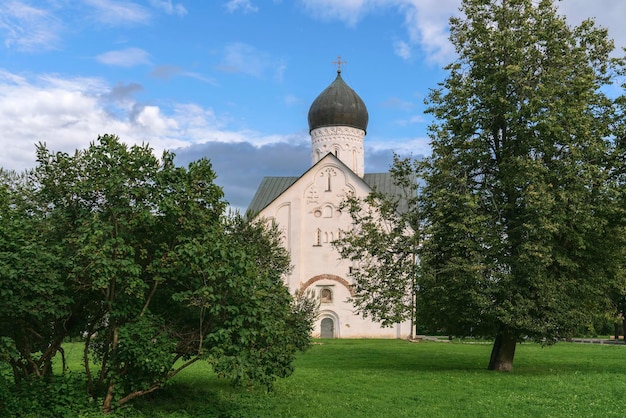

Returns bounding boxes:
[322,168,336,192]
[314,228,322,246]
[320,288,332,303]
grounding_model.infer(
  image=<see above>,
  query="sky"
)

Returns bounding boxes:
[1,0,625,211]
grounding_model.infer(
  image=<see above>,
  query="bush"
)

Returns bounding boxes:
[0,373,96,417]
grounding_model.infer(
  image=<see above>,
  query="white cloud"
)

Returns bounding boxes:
[300,0,371,27]
[0,70,298,173]
[0,71,179,171]
[556,0,626,53]
[96,47,152,67]
[218,42,285,79]
[0,69,28,86]
[399,0,626,63]
[393,40,411,60]
[284,94,302,106]
[381,97,414,110]
[150,65,219,85]
[300,0,626,66]
[84,0,151,26]
[0,1,63,51]
[368,136,431,157]
[149,0,187,16]
[400,0,460,65]
[134,106,179,133]
[394,114,425,127]
[299,0,458,63]
[0,73,107,170]
[224,0,259,14]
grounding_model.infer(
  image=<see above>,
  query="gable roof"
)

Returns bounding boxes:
[362,172,399,195]
[247,154,403,215]
[247,176,300,215]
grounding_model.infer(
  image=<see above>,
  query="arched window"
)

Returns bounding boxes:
[322,167,336,192]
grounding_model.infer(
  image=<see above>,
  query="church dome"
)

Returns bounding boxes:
[308,71,368,133]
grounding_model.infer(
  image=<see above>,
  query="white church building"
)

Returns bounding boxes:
[248,68,412,338]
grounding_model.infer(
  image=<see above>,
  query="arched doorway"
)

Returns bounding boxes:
[320,317,335,338]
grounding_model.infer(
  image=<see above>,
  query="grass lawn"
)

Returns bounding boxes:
[40,339,626,416]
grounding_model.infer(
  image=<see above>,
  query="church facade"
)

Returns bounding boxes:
[248,69,412,338]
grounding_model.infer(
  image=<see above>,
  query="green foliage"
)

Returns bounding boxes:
[94,315,178,397]
[0,134,314,413]
[419,0,626,368]
[0,169,74,382]
[288,289,320,351]
[0,372,96,417]
[207,217,316,388]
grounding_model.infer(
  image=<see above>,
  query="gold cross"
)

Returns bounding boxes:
[332,55,346,73]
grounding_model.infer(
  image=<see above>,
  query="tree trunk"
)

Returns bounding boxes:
[488,332,517,372]
[102,326,119,414]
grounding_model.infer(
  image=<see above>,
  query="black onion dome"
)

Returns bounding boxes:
[308,71,368,133]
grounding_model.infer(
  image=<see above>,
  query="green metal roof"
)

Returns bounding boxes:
[247,171,403,215]
[363,172,410,212]
[246,176,299,215]
[362,172,401,196]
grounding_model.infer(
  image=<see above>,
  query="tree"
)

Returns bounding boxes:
[334,155,422,334]
[419,0,626,371]
[0,169,76,384]
[1,135,315,413]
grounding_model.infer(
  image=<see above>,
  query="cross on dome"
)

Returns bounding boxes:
[332,55,346,73]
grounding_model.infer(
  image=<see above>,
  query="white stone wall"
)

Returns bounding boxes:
[310,126,365,177]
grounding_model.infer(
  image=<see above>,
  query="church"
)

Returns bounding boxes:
[248,65,412,338]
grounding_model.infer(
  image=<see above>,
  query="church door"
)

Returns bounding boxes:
[320,318,335,338]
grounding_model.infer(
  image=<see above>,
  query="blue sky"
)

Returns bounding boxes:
[1,0,625,211]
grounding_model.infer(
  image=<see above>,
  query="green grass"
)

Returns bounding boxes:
[34,340,626,416]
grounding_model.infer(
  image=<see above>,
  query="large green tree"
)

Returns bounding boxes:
[1,135,315,413]
[419,0,626,371]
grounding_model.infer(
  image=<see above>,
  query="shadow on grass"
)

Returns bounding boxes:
[301,339,626,377]
[130,379,248,417]
[117,339,626,417]
[300,339,491,373]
